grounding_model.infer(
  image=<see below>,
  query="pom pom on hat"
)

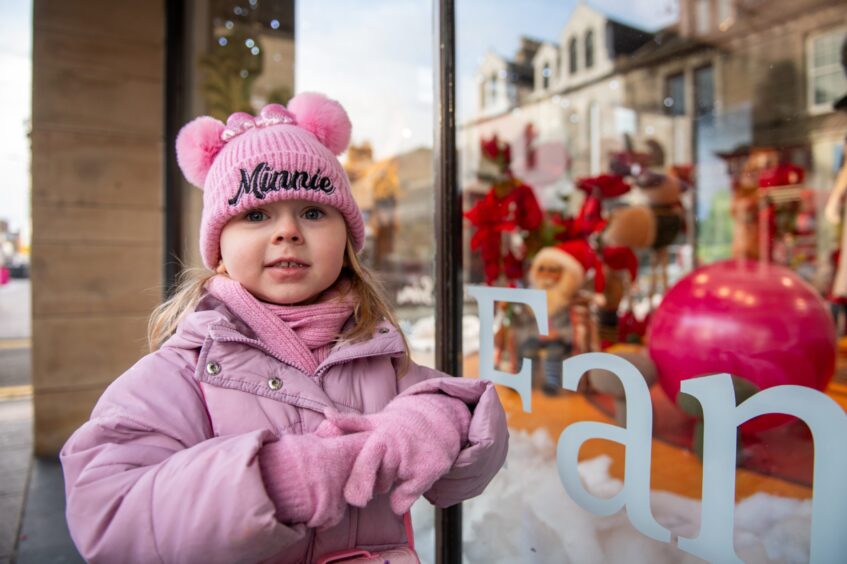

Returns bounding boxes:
[176,116,226,188]
[287,92,352,155]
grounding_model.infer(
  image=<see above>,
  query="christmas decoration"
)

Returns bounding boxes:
[465,135,543,286]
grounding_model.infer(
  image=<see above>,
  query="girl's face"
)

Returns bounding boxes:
[219,199,347,305]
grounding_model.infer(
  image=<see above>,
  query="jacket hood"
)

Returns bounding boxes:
[162,294,247,351]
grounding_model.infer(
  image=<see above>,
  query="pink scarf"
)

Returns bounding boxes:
[206,275,355,374]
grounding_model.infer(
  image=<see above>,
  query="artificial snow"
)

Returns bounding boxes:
[411,427,813,563]
[405,314,480,355]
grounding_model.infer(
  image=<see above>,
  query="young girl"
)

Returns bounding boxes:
[60,92,508,564]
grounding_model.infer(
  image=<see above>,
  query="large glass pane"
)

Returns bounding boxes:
[458,0,847,561]
[295,2,436,367]
[296,2,443,560]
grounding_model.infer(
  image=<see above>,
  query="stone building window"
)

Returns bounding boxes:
[585,29,594,69]
[694,64,715,116]
[717,0,733,29]
[542,62,551,89]
[664,72,685,116]
[807,28,847,112]
[488,71,498,107]
[569,37,578,74]
[695,0,711,35]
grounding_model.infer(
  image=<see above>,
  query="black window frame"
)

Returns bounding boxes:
[433,1,462,561]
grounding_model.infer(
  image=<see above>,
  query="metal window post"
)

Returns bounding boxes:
[433,0,462,562]
[164,0,187,296]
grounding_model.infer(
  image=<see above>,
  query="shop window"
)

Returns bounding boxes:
[694,64,715,116]
[807,28,847,112]
[569,36,578,74]
[664,72,685,115]
[456,2,845,562]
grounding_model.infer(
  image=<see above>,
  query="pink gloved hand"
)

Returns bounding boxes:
[259,431,368,530]
[323,393,471,515]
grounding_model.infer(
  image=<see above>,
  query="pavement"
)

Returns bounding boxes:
[0,279,82,563]
[0,398,31,564]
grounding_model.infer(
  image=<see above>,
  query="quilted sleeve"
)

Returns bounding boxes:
[61,350,305,564]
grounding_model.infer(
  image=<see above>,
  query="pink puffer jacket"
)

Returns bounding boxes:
[60,295,508,563]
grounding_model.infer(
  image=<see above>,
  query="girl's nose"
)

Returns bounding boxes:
[272,216,302,243]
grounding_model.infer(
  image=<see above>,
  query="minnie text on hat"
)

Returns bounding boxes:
[229,161,336,206]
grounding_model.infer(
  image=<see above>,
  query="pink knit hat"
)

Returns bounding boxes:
[175,92,365,269]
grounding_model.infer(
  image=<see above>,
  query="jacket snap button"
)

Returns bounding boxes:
[267,377,283,391]
[205,361,221,375]
[378,327,390,334]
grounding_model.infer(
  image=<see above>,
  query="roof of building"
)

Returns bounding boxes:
[606,19,655,57]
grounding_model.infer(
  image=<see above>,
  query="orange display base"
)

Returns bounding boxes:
[495,384,818,501]
[463,350,833,501]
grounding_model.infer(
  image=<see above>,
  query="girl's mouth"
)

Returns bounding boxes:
[270,260,308,268]
[266,259,310,281]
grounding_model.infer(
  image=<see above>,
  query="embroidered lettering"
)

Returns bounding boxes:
[269,171,282,193]
[291,171,308,190]
[278,170,292,190]
[307,171,320,190]
[228,162,336,206]
[259,167,274,194]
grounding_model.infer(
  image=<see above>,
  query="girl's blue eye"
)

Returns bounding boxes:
[245,210,267,222]
[302,207,325,220]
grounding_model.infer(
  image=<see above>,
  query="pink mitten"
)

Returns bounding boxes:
[324,393,471,515]
[259,432,367,529]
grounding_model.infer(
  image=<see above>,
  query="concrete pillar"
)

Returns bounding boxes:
[31,0,164,455]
